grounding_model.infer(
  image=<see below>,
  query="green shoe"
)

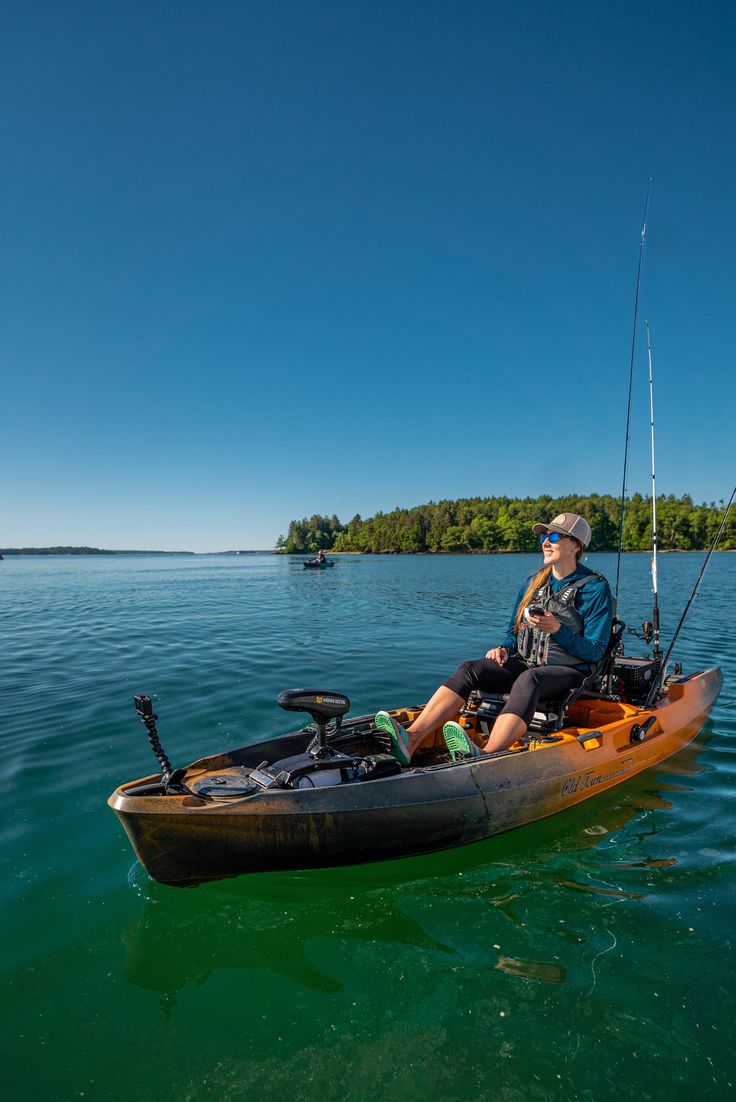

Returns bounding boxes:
[374,711,411,766]
[442,721,482,762]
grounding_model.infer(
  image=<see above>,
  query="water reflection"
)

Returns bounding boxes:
[122,880,453,1014]
[603,858,678,870]
[557,880,647,900]
[495,956,567,984]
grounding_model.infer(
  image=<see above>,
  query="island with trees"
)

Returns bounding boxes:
[276,494,734,555]
[0,547,195,556]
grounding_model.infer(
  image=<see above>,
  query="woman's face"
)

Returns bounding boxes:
[541,533,580,570]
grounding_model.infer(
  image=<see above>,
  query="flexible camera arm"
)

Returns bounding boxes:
[133,695,191,794]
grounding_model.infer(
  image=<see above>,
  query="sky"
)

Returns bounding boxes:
[2,0,734,551]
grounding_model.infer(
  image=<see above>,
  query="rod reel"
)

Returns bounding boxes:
[626,621,654,645]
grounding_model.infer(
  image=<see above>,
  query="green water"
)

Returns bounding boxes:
[3,553,734,1100]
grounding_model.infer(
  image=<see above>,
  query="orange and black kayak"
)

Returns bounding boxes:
[109,665,722,886]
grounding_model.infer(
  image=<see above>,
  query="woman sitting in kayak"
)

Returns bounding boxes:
[375,512,613,763]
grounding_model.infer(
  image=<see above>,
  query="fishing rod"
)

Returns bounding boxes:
[644,484,736,708]
[615,179,653,601]
[646,321,661,656]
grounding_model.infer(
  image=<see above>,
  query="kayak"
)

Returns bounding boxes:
[303,559,335,569]
[108,663,722,886]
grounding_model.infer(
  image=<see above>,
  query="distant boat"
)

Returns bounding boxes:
[303,558,335,569]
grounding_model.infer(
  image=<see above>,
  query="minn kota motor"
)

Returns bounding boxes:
[240,689,358,790]
[277,689,351,760]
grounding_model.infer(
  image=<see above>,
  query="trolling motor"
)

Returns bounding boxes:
[243,690,358,791]
[245,689,401,791]
[277,689,351,759]
[133,695,191,795]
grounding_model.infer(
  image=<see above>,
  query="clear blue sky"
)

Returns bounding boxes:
[2,0,734,550]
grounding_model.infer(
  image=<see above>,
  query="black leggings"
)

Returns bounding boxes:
[443,656,585,728]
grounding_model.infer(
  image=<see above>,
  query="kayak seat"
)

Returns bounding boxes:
[464,619,625,739]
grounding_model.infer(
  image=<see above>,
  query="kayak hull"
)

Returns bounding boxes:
[109,666,722,886]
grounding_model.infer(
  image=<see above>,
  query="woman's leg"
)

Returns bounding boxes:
[405,686,465,754]
[482,665,584,753]
[405,658,518,755]
[482,713,528,753]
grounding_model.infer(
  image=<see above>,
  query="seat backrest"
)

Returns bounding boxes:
[550,617,625,729]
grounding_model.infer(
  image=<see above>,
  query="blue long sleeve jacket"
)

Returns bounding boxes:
[501,563,613,667]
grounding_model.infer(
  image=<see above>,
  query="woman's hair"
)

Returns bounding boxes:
[513,540,583,634]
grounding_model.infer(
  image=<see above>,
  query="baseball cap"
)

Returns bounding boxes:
[532,512,591,549]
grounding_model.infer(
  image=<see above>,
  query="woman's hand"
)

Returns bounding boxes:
[486,646,509,664]
[530,611,561,634]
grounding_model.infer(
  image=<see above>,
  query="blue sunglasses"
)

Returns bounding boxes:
[539,532,570,545]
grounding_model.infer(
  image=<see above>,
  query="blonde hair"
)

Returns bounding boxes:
[513,541,583,633]
[514,565,553,633]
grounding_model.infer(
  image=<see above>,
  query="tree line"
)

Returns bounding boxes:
[0,547,192,555]
[276,494,735,554]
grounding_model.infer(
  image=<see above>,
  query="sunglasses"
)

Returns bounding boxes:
[539,532,571,545]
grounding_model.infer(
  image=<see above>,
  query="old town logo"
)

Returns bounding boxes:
[561,758,635,797]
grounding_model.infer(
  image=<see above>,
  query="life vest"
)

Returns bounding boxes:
[516,573,606,667]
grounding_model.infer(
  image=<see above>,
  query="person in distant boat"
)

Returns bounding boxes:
[315,550,327,564]
[375,512,613,764]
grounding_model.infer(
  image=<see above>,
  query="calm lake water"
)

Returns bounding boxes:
[2,552,734,1101]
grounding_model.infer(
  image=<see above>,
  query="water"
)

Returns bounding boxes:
[2,552,734,1101]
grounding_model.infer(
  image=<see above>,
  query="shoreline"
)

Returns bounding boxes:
[282,548,732,556]
[3,547,732,558]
